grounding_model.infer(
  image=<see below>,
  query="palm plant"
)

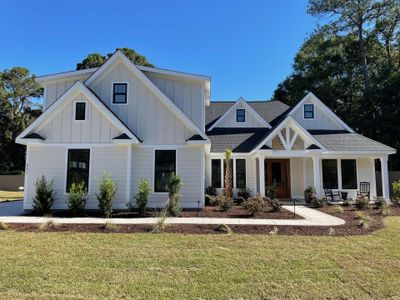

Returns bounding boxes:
[224,149,233,198]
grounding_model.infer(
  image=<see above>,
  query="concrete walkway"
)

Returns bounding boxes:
[0,205,345,227]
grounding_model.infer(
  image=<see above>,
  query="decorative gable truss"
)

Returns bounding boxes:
[16,81,141,145]
[252,116,325,153]
[208,97,271,131]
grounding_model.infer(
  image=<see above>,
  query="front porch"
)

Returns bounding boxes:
[254,153,391,201]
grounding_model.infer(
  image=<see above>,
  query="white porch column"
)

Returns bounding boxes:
[258,156,265,197]
[312,156,322,198]
[380,156,390,201]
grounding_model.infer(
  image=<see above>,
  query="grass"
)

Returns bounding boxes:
[0,191,23,202]
[1,218,400,299]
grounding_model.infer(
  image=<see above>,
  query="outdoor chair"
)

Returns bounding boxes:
[357,182,370,200]
[324,188,341,202]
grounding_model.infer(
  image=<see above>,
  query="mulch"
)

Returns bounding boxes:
[5,205,400,236]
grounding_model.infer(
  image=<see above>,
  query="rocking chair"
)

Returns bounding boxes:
[324,188,341,203]
[357,182,370,200]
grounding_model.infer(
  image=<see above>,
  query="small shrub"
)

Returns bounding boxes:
[37,220,58,231]
[0,222,9,230]
[391,197,400,207]
[269,226,279,235]
[134,177,151,216]
[237,188,251,201]
[355,195,369,210]
[33,176,55,216]
[328,227,335,236]
[267,197,282,212]
[152,209,168,233]
[67,182,87,215]
[356,211,372,230]
[96,173,117,218]
[393,181,400,202]
[374,197,391,215]
[334,205,344,214]
[217,195,234,211]
[205,186,217,205]
[243,195,266,216]
[266,186,277,200]
[304,186,314,204]
[215,224,232,234]
[103,222,119,231]
[167,174,183,217]
[311,196,327,208]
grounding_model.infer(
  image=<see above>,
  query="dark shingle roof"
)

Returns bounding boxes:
[187,135,206,141]
[23,133,45,140]
[312,132,395,151]
[207,128,270,153]
[205,100,290,129]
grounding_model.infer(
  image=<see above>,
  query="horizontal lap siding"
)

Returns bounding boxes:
[25,146,128,210]
[290,157,304,198]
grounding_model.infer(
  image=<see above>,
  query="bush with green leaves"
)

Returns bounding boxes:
[96,173,117,217]
[311,196,327,208]
[243,195,266,216]
[266,186,277,200]
[67,182,87,215]
[237,188,251,202]
[213,195,234,211]
[374,197,390,215]
[304,186,314,204]
[33,175,55,215]
[267,197,282,212]
[167,174,183,216]
[205,186,217,205]
[134,177,151,216]
[392,181,400,206]
[355,195,369,210]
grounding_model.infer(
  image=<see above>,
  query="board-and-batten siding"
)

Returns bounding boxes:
[37,93,121,143]
[88,62,195,144]
[217,103,265,128]
[144,72,204,130]
[25,145,129,210]
[45,74,92,109]
[132,147,202,208]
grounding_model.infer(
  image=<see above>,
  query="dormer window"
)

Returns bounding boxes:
[236,109,245,122]
[113,83,128,104]
[304,104,314,119]
[74,102,86,121]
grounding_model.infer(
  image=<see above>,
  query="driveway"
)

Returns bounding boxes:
[0,201,24,216]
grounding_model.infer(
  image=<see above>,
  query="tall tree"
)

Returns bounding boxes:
[76,47,154,70]
[0,67,42,173]
[307,0,392,92]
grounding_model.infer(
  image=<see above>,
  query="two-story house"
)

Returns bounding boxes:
[16,51,395,210]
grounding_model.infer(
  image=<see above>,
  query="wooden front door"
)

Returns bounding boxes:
[265,159,291,199]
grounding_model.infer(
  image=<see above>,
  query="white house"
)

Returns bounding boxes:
[16,51,396,210]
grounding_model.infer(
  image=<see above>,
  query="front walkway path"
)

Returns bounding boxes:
[0,205,345,227]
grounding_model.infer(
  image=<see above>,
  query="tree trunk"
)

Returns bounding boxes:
[224,159,233,198]
[357,24,371,92]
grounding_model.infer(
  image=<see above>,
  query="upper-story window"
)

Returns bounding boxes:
[304,104,314,119]
[74,102,86,121]
[113,83,128,104]
[236,109,245,122]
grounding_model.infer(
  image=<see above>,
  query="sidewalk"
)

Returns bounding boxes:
[0,205,345,227]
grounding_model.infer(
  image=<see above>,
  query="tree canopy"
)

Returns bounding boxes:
[76,47,154,70]
[273,0,400,170]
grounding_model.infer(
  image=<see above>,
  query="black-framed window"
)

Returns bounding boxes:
[322,159,338,189]
[154,150,176,192]
[113,83,127,104]
[236,109,245,122]
[341,159,357,189]
[66,149,90,193]
[211,159,221,188]
[75,102,86,121]
[304,104,314,119]
[236,159,246,189]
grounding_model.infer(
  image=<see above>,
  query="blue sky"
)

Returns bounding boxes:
[0,0,315,101]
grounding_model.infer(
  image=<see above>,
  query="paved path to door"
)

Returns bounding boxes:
[0,205,345,226]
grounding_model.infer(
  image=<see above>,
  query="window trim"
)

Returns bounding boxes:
[236,108,246,123]
[341,159,358,190]
[111,82,128,105]
[303,103,315,120]
[210,157,247,190]
[64,147,92,195]
[322,159,339,189]
[73,101,87,122]
[320,158,359,191]
[153,148,177,194]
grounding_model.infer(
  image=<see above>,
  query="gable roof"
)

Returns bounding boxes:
[16,81,141,145]
[288,92,354,133]
[206,100,289,130]
[84,50,210,142]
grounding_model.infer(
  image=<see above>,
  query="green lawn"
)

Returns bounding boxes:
[0,191,23,202]
[1,218,400,299]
